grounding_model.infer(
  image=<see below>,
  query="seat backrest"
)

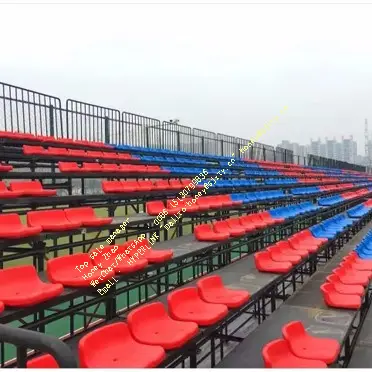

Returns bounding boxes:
[262,339,291,367]
[86,151,104,158]
[58,162,80,171]
[82,163,102,171]
[197,275,223,294]
[168,287,201,313]
[0,213,22,226]
[0,181,8,192]
[194,224,212,235]
[146,201,165,215]
[68,149,87,157]
[47,253,91,273]
[281,320,305,342]
[48,147,68,154]
[127,302,169,331]
[10,180,43,192]
[0,265,40,286]
[27,209,67,225]
[65,207,96,221]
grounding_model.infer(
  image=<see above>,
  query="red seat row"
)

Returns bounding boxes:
[194,212,284,242]
[58,162,167,173]
[0,130,110,148]
[27,275,249,368]
[0,207,112,239]
[254,230,327,273]
[0,163,13,172]
[262,321,340,367]
[103,178,201,193]
[0,181,56,198]
[146,194,238,216]
[320,251,371,309]
[0,240,173,309]
[23,145,133,160]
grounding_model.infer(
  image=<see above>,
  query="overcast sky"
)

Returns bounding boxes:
[1,1,371,154]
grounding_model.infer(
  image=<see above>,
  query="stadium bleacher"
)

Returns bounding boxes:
[0,81,372,368]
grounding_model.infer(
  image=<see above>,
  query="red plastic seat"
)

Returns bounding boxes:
[168,287,228,326]
[27,209,82,231]
[67,148,88,157]
[65,207,113,227]
[102,180,124,193]
[27,354,59,368]
[254,251,292,273]
[86,150,104,158]
[242,214,267,229]
[153,180,171,190]
[23,145,46,155]
[0,181,23,198]
[147,165,167,173]
[259,211,284,225]
[101,151,118,160]
[9,181,57,197]
[81,162,103,172]
[267,246,302,264]
[194,224,230,242]
[146,201,182,216]
[58,161,81,172]
[182,198,200,213]
[127,302,199,350]
[169,179,183,190]
[197,275,250,308]
[204,196,223,209]
[296,230,327,245]
[137,180,154,191]
[342,256,372,271]
[0,301,4,313]
[121,181,140,192]
[93,245,148,274]
[136,239,173,263]
[101,163,121,172]
[79,322,165,368]
[273,241,309,258]
[217,195,234,207]
[47,253,115,287]
[116,152,132,160]
[237,216,258,232]
[320,283,362,309]
[262,339,327,368]
[282,320,340,364]
[288,237,319,253]
[213,220,245,237]
[47,147,69,156]
[326,274,364,296]
[196,197,213,211]
[0,163,13,172]
[0,265,63,307]
[0,213,42,239]
[131,165,148,173]
[226,217,255,233]
[332,267,370,286]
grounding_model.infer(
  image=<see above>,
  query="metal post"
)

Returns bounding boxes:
[49,104,54,137]
[104,116,110,144]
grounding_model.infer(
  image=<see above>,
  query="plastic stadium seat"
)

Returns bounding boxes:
[194,224,230,242]
[217,195,234,207]
[254,252,292,273]
[93,245,148,274]
[0,181,23,198]
[213,220,245,237]
[102,180,124,193]
[0,163,13,172]
[197,275,250,308]
[147,165,167,173]
[320,283,362,309]
[0,301,4,313]
[343,256,372,271]
[242,214,267,229]
[287,236,319,253]
[333,266,371,285]
[27,209,82,232]
[127,302,199,350]
[101,163,121,172]
[146,201,182,216]
[27,354,59,368]
[58,161,81,172]
[120,181,139,192]
[204,196,223,209]
[169,179,183,190]
[68,148,88,157]
[23,145,46,155]
[168,287,228,326]
[273,241,309,258]
[262,339,327,368]
[181,198,200,213]
[47,253,115,287]
[81,162,103,172]
[137,180,154,191]
[0,265,63,307]
[65,207,113,227]
[326,274,364,296]
[78,322,165,368]
[117,152,133,160]
[9,181,57,197]
[47,147,69,156]
[0,213,42,239]
[136,239,174,263]
[227,217,255,233]
[86,150,104,158]
[259,211,285,225]
[267,246,302,264]
[282,321,340,364]
[153,180,171,190]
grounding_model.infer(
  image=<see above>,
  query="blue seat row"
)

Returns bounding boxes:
[230,190,286,203]
[355,231,372,259]
[268,201,320,219]
[290,186,321,195]
[317,194,344,206]
[213,179,259,188]
[347,203,372,218]
[161,167,234,175]
[309,214,354,239]
[139,155,208,165]
[264,178,298,185]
